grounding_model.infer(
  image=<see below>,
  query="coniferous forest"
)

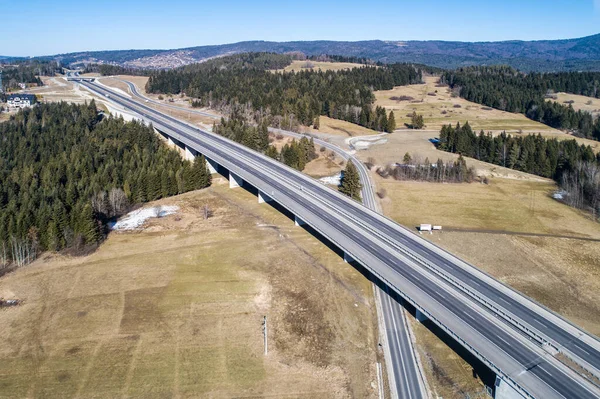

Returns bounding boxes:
[146,52,421,132]
[0,102,211,264]
[442,66,600,140]
[437,122,600,216]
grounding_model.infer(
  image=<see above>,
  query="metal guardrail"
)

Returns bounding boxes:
[82,81,587,399]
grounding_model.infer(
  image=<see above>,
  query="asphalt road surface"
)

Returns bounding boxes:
[82,80,600,399]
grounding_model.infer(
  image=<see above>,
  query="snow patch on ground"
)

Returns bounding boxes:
[553,190,567,200]
[319,173,342,186]
[346,134,388,150]
[110,205,179,230]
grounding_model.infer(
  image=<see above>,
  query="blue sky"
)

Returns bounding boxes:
[1,0,599,56]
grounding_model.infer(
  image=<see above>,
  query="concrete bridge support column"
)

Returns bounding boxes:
[229,172,243,189]
[343,252,354,263]
[258,190,273,204]
[167,136,175,148]
[494,376,527,399]
[294,215,306,227]
[206,157,218,174]
[184,146,195,161]
[416,309,428,323]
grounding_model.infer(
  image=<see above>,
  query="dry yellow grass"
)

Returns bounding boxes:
[377,176,600,332]
[306,116,380,137]
[303,154,344,178]
[116,75,149,91]
[274,60,365,73]
[0,184,380,398]
[33,77,90,105]
[378,177,600,238]
[376,77,557,133]
[549,92,600,117]
[408,315,488,399]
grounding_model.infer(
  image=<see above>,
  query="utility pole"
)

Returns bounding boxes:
[262,315,268,355]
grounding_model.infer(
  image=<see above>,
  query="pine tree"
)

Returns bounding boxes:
[46,220,59,252]
[160,170,170,197]
[194,156,211,189]
[411,111,424,129]
[387,111,396,132]
[265,145,279,159]
[339,162,362,201]
[79,204,100,244]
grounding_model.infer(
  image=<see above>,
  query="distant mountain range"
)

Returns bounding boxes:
[6,34,600,72]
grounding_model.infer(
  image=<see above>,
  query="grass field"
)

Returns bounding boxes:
[549,92,600,117]
[0,183,380,398]
[377,176,600,332]
[305,116,380,137]
[274,60,365,73]
[376,77,555,132]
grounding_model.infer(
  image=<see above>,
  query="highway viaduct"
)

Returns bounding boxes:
[80,80,600,399]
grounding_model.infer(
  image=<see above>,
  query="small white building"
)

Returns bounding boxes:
[7,94,36,109]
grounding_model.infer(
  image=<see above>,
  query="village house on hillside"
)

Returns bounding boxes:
[7,94,36,109]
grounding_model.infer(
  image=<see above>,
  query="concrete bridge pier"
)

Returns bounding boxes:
[495,376,527,399]
[416,309,428,323]
[184,146,195,161]
[258,190,273,204]
[206,157,218,174]
[343,252,354,263]
[294,215,306,227]
[229,172,243,188]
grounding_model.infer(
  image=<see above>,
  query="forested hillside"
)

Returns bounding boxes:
[20,34,600,72]
[0,60,61,91]
[147,52,419,132]
[438,122,600,218]
[0,102,211,266]
[442,66,600,140]
[83,63,152,77]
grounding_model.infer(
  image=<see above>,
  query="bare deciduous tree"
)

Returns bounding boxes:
[10,237,37,268]
[151,206,162,218]
[109,188,128,216]
[91,191,109,216]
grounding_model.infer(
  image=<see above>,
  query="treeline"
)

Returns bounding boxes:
[378,153,475,183]
[441,66,600,140]
[306,54,373,65]
[146,52,421,132]
[438,122,597,178]
[1,66,42,90]
[0,60,62,91]
[0,102,211,265]
[83,63,152,76]
[437,122,600,218]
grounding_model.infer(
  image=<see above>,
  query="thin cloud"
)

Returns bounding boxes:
[596,0,600,11]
